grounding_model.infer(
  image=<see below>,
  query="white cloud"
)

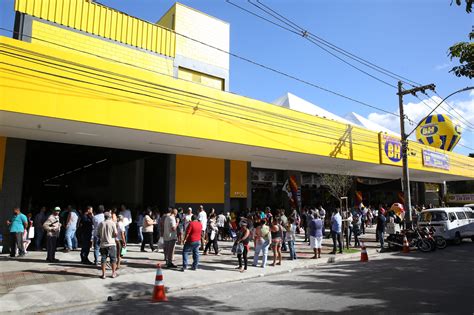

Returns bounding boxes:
[435,63,451,71]
[365,94,474,154]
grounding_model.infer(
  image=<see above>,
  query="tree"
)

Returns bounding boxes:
[449,1,473,78]
[452,0,473,12]
[321,173,353,204]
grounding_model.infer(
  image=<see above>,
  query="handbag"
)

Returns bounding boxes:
[158,237,164,249]
[236,242,244,255]
[28,226,35,239]
[121,246,127,256]
[210,230,216,241]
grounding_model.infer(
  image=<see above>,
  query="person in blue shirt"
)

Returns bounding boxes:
[330,208,343,254]
[6,207,28,257]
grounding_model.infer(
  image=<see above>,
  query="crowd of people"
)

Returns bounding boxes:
[5,202,434,277]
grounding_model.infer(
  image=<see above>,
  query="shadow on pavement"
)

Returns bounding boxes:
[23,269,100,279]
[97,282,242,314]
[261,242,474,313]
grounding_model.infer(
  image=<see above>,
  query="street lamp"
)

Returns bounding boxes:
[402,85,474,227]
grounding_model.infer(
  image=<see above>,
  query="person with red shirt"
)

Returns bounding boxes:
[181,215,202,271]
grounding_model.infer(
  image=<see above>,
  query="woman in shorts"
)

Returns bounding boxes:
[270,217,283,266]
[309,212,323,259]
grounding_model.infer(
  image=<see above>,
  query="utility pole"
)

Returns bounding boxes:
[397,81,435,227]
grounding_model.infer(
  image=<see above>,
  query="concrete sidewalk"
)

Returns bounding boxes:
[0,229,382,313]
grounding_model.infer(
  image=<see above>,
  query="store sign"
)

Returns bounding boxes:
[447,194,474,203]
[380,134,402,165]
[384,138,402,162]
[420,124,438,136]
[422,149,449,170]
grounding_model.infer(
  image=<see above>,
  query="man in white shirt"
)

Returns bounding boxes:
[92,205,105,265]
[198,205,207,250]
[163,208,178,268]
[216,212,226,241]
[120,204,132,242]
[318,205,326,237]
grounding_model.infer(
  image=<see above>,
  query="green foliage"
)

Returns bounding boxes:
[449,1,473,78]
[452,0,473,12]
[449,39,474,79]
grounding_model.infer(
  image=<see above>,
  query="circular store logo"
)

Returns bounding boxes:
[384,139,402,162]
[420,124,438,136]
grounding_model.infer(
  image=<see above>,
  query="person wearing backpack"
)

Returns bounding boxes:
[252,219,271,268]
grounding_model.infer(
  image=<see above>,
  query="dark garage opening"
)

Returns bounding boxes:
[21,140,170,212]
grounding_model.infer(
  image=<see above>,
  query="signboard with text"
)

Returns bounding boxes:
[447,194,474,204]
[422,149,450,170]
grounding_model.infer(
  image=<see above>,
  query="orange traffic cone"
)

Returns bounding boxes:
[151,263,168,302]
[360,242,369,262]
[402,235,410,253]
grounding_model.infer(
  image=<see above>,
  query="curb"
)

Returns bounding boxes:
[16,247,386,313]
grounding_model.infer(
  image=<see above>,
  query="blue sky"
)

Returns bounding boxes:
[1,0,473,154]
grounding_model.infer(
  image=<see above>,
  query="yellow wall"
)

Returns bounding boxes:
[178,67,224,90]
[0,137,6,191]
[175,155,225,203]
[31,20,174,75]
[15,0,176,57]
[174,3,229,72]
[0,36,472,178]
[156,4,175,30]
[230,160,247,198]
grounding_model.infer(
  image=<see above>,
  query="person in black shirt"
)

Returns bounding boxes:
[80,206,94,264]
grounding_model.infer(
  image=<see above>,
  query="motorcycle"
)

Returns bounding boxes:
[424,226,447,249]
[387,228,435,252]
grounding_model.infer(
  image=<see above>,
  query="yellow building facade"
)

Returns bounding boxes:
[0,0,472,229]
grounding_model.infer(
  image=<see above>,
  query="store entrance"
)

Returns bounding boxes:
[21,140,169,212]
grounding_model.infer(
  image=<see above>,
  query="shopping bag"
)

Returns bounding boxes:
[28,226,35,239]
[158,237,164,249]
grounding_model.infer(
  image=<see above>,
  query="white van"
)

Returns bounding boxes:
[417,207,474,244]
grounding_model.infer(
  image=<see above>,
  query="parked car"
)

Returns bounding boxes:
[464,204,474,211]
[417,207,474,245]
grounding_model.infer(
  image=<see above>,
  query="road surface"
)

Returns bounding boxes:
[52,242,474,314]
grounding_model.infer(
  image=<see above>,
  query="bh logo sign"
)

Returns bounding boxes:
[384,138,402,162]
[420,124,438,136]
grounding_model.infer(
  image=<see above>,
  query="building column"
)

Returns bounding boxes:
[0,138,27,254]
[246,162,252,209]
[224,160,230,212]
[167,154,176,207]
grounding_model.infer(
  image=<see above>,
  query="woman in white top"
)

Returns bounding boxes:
[286,217,297,260]
[141,209,156,252]
[116,215,126,269]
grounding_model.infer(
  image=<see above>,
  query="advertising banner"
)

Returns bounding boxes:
[422,149,450,170]
[447,194,474,204]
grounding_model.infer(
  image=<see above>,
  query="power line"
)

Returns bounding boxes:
[433,91,474,129]
[229,0,421,88]
[3,43,473,167]
[0,46,384,149]
[2,25,470,155]
[0,38,395,144]
[4,59,473,168]
[245,0,397,88]
[0,26,402,120]
[253,0,423,88]
[232,1,474,134]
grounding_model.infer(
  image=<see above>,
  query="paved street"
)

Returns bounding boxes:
[0,230,373,313]
[51,241,474,314]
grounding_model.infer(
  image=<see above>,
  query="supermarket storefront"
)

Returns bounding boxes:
[1,0,473,242]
